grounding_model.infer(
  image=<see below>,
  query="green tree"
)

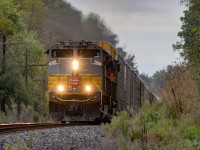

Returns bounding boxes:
[0,0,23,35]
[0,0,46,115]
[175,0,200,88]
[21,0,47,32]
[126,53,138,74]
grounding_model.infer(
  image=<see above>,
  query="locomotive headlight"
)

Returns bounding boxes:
[72,60,78,70]
[85,85,91,92]
[57,85,64,92]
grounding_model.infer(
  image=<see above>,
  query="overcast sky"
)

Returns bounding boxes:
[66,0,185,75]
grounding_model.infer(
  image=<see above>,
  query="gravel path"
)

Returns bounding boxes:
[0,125,116,150]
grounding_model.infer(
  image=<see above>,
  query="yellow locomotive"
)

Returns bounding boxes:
[46,41,118,121]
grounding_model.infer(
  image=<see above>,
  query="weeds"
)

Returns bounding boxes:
[5,139,26,150]
[0,101,53,124]
[104,66,200,150]
[5,132,34,150]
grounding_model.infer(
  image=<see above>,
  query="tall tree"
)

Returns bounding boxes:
[174,0,200,88]
[0,0,46,114]
[176,0,200,67]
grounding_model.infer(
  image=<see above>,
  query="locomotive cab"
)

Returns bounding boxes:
[47,41,117,122]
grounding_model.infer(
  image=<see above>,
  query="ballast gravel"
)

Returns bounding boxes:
[0,125,117,150]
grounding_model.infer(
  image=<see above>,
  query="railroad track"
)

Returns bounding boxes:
[0,122,99,135]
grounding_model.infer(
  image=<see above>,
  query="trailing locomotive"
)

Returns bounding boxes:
[46,41,156,122]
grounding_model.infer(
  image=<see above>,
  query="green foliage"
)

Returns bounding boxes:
[0,70,28,104]
[5,139,26,150]
[104,111,133,149]
[104,111,130,138]
[5,134,35,150]
[126,54,138,73]
[0,0,24,35]
[104,101,200,150]
[0,102,41,123]
[140,64,181,97]
[141,108,163,129]
[185,126,200,140]
[175,1,200,89]
[21,0,47,31]
[0,0,47,116]
[28,133,33,150]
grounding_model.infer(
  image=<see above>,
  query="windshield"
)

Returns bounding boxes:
[51,49,73,58]
[78,49,100,58]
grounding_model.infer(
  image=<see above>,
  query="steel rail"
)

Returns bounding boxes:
[0,122,99,135]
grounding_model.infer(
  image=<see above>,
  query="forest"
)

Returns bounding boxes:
[0,0,199,149]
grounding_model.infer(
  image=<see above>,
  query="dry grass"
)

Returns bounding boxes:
[0,102,53,124]
[162,64,200,126]
[104,64,200,150]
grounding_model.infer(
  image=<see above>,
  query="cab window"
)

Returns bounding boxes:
[51,49,73,58]
[78,49,101,59]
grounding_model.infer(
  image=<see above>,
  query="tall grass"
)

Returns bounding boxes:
[5,133,33,150]
[104,65,200,150]
[162,65,200,126]
[0,101,53,123]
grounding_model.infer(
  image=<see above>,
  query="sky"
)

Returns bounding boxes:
[66,0,185,75]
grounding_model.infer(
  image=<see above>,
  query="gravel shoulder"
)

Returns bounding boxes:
[0,125,116,150]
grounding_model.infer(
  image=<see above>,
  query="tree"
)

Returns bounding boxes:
[0,0,23,36]
[21,0,47,32]
[174,0,200,88]
[126,53,138,74]
[0,0,46,114]
[175,0,200,66]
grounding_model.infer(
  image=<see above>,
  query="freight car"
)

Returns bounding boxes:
[46,41,156,122]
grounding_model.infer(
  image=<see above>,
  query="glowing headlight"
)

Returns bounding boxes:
[57,85,64,92]
[85,85,91,92]
[73,60,78,70]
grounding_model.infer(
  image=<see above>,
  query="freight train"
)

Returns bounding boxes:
[46,41,156,122]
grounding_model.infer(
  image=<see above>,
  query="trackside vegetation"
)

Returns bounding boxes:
[104,65,200,150]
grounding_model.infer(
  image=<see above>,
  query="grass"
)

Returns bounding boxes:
[0,101,53,124]
[105,66,200,150]
[104,101,200,150]
[5,132,33,150]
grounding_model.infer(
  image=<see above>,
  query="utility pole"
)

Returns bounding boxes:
[42,70,46,96]
[25,49,28,85]
[2,34,6,72]
[1,35,6,112]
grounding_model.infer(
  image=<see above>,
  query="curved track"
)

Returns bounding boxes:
[0,122,99,135]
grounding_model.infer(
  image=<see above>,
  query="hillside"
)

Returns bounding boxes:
[31,0,119,48]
